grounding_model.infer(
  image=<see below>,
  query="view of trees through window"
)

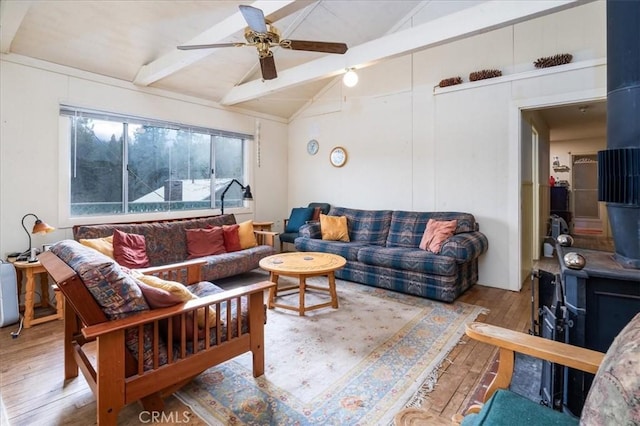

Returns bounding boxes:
[63,108,250,217]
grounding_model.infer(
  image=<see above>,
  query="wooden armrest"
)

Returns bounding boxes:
[466,322,604,374]
[135,259,207,284]
[135,259,206,275]
[82,281,276,339]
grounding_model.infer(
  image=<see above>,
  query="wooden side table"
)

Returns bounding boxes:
[13,260,64,328]
[253,221,276,246]
[253,221,274,232]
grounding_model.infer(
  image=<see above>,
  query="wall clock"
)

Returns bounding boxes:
[307,139,319,155]
[330,146,347,167]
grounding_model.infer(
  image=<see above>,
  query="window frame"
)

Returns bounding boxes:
[58,106,254,227]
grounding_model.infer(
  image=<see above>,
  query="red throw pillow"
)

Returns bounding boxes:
[186,227,226,259]
[112,229,151,268]
[419,219,458,254]
[222,224,242,252]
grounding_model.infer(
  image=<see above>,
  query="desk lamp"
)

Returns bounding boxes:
[21,213,55,262]
[220,180,253,215]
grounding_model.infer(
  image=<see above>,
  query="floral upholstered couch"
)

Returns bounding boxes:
[295,207,488,302]
[73,214,276,282]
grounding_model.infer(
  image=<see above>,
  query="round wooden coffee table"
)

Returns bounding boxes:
[259,252,346,316]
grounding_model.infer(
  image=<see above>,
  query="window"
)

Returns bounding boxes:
[61,106,252,217]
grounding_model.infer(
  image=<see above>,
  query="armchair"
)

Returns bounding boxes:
[279,202,330,251]
[451,314,640,425]
[39,241,275,425]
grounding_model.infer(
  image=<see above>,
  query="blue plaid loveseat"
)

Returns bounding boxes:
[295,207,488,302]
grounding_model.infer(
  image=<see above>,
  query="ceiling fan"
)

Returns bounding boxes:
[177,5,348,81]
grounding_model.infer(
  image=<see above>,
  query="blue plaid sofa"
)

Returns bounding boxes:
[295,207,488,302]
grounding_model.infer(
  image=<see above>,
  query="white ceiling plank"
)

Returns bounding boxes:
[133,0,310,86]
[222,0,589,105]
[0,0,32,53]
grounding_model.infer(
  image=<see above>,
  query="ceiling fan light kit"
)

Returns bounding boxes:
[177,5,348,81]
[343,69,358,87]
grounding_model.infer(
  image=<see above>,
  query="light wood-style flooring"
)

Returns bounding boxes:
[0,236,611,425]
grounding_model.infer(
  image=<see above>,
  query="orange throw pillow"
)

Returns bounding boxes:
[320,214,350,242]
[419,219,457,254]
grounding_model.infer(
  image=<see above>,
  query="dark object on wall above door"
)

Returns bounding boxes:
[177,5,348,81]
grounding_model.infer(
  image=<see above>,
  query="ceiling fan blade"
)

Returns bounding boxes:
[177,42,244,50]
[260,55,277,80]
[239,5,268,34]
[282,40,348,54]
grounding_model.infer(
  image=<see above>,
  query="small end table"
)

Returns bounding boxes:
[253,221,276,246]
[13,260,64,328]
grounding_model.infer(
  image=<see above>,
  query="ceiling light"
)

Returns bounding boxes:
[343,69,358,87]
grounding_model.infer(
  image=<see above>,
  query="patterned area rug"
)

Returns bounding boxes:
[176,278,485,425]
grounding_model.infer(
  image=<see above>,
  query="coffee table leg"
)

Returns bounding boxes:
[299,276,306,316]
[268,273,279,309]
[328,272,339,309]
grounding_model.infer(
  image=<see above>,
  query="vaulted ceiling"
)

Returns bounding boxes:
[1,0,587,119]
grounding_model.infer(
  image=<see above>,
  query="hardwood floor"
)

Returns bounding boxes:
[1,239,610,425]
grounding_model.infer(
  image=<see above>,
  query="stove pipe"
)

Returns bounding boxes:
[598,0,640,269]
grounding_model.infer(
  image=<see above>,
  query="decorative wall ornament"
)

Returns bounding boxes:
[438,77,463,88]
[469,69,502,81]
[534,53,573,69]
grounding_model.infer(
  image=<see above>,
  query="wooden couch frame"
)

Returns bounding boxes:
[39,250,275,425]
[451,322,605,423]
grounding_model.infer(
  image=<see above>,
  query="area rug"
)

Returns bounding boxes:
[176,278,486,425]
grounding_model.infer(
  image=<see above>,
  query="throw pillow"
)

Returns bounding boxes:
[320,214,350,242]
[185,227,226,259]
[134,272,216,329]
[136,280,184,308]
[222,224,242,252]
[238,220,258,249]
[419,219,458,253]
[112,229,150,268]
[285,207,315,233]
[311,207,322,221]
[135,280,204,342]
[79,235,114,259]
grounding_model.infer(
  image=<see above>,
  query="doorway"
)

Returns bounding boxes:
[520,99,608,286]
[572,154,602,234]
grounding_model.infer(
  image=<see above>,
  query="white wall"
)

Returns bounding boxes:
[0,56,289,259]
[287,1,607,291]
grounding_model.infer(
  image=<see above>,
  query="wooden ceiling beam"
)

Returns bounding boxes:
[221,0,589,105]
[133,0,313,86]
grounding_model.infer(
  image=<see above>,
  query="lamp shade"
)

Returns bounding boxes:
[32,219,55,234]
[243,185,253,200]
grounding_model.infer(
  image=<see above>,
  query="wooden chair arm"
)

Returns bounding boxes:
[465,322,605,405]
[135,260,207,284]
[466,322,604,374]
[82,281,276,340]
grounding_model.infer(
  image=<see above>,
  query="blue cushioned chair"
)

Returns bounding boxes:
[452,315,640,426]
[280,202,330,251]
